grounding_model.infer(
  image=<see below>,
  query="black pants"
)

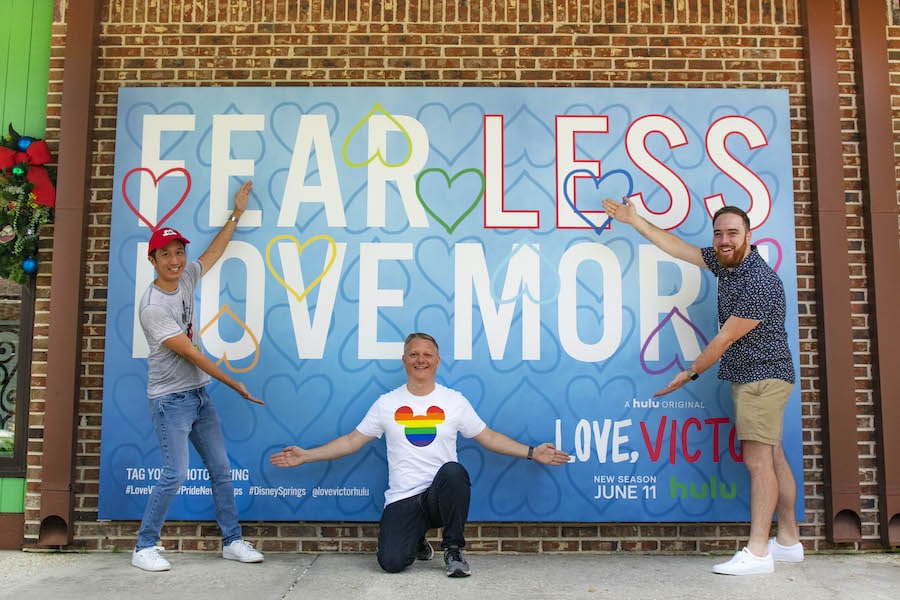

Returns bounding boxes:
[376,461,471,573]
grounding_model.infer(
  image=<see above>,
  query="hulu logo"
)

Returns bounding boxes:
[669,475,737,499]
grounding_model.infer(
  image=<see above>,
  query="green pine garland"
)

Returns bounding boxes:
[0,124,55,284]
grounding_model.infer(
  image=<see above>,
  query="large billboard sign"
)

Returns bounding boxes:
[99,87,802,522]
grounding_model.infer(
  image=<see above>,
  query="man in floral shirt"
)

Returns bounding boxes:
[602,198,802,576]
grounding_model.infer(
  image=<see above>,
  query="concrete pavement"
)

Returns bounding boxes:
[0,549,897,599]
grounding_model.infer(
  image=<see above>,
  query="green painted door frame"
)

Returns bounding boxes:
[0,0,54,516]
[1,0,54,135]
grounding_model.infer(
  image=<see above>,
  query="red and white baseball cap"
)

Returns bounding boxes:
[148,227,191,255]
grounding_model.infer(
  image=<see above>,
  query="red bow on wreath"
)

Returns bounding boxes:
[0,140,56,207]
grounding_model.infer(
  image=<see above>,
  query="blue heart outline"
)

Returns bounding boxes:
[562,168,634,235]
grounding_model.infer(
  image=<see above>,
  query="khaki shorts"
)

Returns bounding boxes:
[730,379,793,445]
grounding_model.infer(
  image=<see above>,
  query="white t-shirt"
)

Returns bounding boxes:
[356,383,486,506]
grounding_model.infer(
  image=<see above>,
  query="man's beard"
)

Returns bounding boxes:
[715,238,749,268]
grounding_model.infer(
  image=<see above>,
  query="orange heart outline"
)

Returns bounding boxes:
[198,303,261,373]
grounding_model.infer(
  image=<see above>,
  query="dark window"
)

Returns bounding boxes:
[0,279,34,476]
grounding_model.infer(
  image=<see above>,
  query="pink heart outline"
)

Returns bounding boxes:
[754,237,783,273]
[121,166,192,232]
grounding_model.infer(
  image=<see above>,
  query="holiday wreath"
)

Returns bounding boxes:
[0,124,56,284]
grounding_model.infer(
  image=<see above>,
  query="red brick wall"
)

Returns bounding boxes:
[23,0,899,554]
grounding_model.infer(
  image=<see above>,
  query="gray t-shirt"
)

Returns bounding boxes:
[138,260,211,398]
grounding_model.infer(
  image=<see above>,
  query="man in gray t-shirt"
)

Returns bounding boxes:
[139,259,209,398]
[131,180,265,572]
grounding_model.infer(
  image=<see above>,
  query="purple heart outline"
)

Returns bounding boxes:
[562,168,634,235]
[639,307,710,375]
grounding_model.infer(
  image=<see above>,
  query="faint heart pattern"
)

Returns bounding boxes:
[416,102,485,166]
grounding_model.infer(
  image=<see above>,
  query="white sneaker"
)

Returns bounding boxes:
[132,546,171,572]
[768,537,804,562]
[223,539,264,563]
[712,547,774,575]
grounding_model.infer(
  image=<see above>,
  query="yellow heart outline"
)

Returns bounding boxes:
[265,234,338,305]
[199,303,261,373]
[341,103,414,168]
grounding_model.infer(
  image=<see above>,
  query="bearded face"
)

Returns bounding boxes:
[712,212,751,268]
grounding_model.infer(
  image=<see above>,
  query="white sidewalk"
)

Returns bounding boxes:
[1,550,898,600]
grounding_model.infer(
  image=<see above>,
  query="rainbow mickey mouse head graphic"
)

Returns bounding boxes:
[394,405,445,447]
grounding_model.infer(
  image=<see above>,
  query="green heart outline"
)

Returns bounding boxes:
[415,168,485,234]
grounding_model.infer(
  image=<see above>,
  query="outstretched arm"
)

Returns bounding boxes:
[198,180,252,275]
[162,333,263,405]
[473,427,570,466]
[652,314,761,397]
[601,197,706,269]
[270,430,374,467]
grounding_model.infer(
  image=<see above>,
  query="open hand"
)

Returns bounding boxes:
[234,381,264,405]
[233,180,253,213]
[270,446,306,468]
[652,370,691,398]
[532,442,571,466]
[601,196,637,225]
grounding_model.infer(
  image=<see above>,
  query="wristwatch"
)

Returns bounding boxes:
[526,445,534,460]
[686,368,699,381]
[228,214,240,223]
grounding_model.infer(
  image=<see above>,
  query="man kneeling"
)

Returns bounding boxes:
[270,332,570,576]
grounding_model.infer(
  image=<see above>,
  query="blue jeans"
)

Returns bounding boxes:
[135,387,242,550]
[376,461,471,573]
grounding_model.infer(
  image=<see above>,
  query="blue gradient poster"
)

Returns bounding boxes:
[99,87,802,522]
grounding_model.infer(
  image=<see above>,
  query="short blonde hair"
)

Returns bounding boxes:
[404,332,439,354]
